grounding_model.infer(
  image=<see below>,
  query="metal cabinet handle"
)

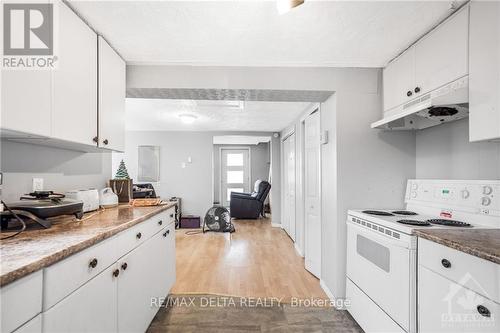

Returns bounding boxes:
[414,87,421,93]
[406,90,413,97]
[112,269,120,277]
[170,213,174,218]
[92,136,98,143]
[158,220,163,226]
[441,258,451,268]
[121,262,128,270]
[103,139,109,145]
[136,232,142,239]
[163,230,170,237]
[89,258,98,268]
[477,305,491,317]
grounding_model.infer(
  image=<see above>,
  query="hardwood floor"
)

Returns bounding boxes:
[171,217,327,302]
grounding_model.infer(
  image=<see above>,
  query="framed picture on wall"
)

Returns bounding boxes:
[138,146,160,182]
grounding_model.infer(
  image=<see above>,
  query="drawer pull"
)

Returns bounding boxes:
[112,269,120,278]
[477,305,491,317]
[121,262,128,271]
[441,258,451,268]
[158,220,163,226]
[170,213,174,218]
[163,230,170,237]
[136,232,142,239]
[89,258,98,269]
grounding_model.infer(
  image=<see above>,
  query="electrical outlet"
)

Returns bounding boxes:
[32,178,44,191]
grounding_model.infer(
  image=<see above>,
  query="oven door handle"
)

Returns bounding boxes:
[347,220,410,249]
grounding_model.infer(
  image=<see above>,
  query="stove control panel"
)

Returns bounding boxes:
[405,180,500,217]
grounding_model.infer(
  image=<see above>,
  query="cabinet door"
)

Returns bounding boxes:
[117,235,156,333]
[469,1,500,142]
[52,1,97,145]
[150,223,176,302]
[419,265,500,333]
[13,314,41,333]
[1,70,52,137]
[414,6,469,96]
[98,36,125,152]
[42,264,118,333]
[383,47,415,112]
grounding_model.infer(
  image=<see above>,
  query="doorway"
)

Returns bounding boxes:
[220,147,251,207]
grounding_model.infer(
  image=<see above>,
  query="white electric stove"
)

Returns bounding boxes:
[345,180,500,333]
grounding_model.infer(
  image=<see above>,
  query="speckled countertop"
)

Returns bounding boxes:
[0,203,175,287]
[415,229,500,265]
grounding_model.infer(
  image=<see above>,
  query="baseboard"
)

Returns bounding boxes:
[271,223,282,228]
[320,279,346,310]
[294,243,304,257]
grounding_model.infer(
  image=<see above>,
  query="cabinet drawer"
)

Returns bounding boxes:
[1,271,43,333]
[419,238,500,303]
[419,265,500,333]
[43,236,119,310]
[116,211,169,256]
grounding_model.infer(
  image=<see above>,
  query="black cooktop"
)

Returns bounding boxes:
[427,219,471,227]
[397,219,431,226]
[392,210,418,216]
[362,210,395,216]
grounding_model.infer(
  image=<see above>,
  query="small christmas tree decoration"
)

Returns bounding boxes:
[115,160,130,179]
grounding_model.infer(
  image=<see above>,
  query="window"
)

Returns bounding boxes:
[227,153,243,166]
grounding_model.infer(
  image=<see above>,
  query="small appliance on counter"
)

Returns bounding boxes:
[65,189,99,212]
[99,188,119,208]
[0,191,84,229]
[132,183,157,199]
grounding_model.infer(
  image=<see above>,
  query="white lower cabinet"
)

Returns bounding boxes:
[14,315,42,333]
[419,266,500,333]
[42,264,118,333]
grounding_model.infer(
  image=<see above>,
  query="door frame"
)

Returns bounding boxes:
[281,130,296,240]
[302,105,322,278]
[219,146,252,206]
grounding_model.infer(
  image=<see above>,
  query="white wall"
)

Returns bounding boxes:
[213,143,270,203]
[416,118,500,179]
[0,140,112,202]
[116,131,280,221]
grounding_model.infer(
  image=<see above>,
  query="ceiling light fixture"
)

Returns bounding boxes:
[178,113,198,124]
[277,0,304,15]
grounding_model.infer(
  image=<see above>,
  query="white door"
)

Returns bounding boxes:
[52,1,97,145]
[98,36,126,152]
[221,148,250,207]
[283,134,296,241]
[304,111,321,278]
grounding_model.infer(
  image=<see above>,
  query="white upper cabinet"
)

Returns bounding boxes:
[414,6,469,96]
[1,70,52,137]
[469,1,500,142]
[383,5,469,112]
[52,2,98,146]
[383,47,415,112]
[98,37,126,152]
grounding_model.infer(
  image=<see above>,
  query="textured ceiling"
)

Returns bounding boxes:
[127,88,333,102]
[70,0,459,67]
[213,136,271,145]
[126,99,312,131]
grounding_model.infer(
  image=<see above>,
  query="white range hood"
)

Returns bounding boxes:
[372,76,469,130]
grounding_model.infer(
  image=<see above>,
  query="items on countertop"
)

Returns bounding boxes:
[0,203,177,286]
[99,187,119,208]
[65,189,100,212]
[109,179,133,203]
[132,183,157,199]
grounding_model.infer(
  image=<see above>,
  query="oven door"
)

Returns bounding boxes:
[346,220,414,332]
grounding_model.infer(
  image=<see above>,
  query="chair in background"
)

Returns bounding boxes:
[230,180,271,219]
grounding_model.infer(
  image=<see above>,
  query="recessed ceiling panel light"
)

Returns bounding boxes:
[178,113,198,124]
